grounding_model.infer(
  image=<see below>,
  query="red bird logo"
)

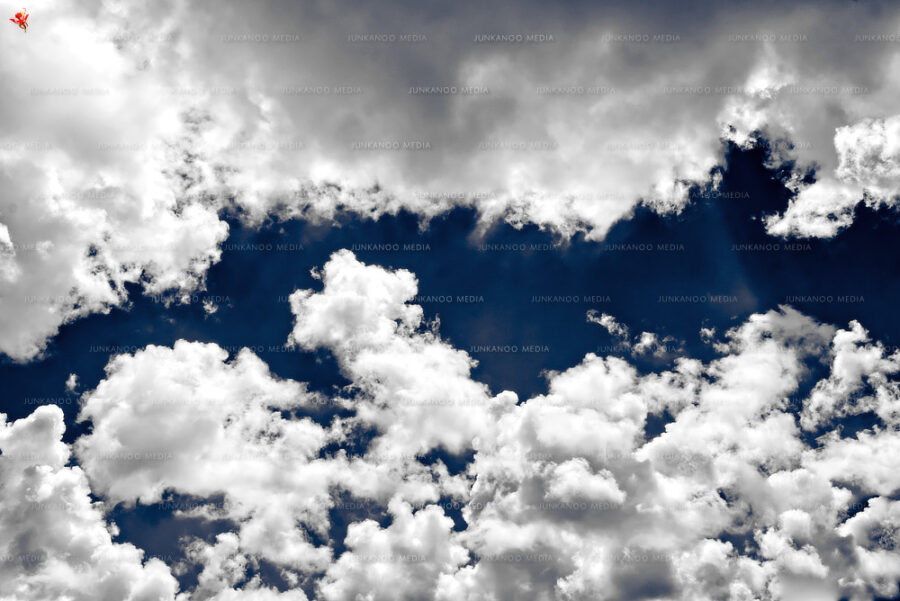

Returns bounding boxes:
[10,9,28,31]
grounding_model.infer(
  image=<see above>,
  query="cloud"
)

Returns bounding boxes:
[586,310,630,339]
[287,250,515,460]
[838,498,900,599]
[764,114,900,238]
[0,405,178,601]
[73,298,501,597]
[587,311,680,358]
[145,0,900,244]
[290,253,900,599]
[65,373,79,392]
[800,320,900,431]
[4,1,900,360]
[8,253,900,600]
[835,116,900,197]
[0,0,229,362]
[318,499,468,601]
[186,533,311,601]
[75,341,341,577]
[435,304,880,600]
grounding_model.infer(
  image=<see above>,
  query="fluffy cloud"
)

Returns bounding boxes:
[185,533,311,601]
[0,405,178,601]
[800,320,900,430]
[5,254,900,601]
[766,116,900,238]
[318,499,468,601]
[287,250,514,461]
[280,257,899,600]
[0,0,229,362]
[192,1,900,243]
[75,341,341,578]
[445,305,852,600]
[835,116,900,197]
[69,253,500,598]
[838,498,900,599]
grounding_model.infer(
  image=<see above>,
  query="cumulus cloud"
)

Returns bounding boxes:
[318,499,468,601]
[190,0,900,244]
[75,341,341,578]
[287,250,515,461]
[800,320,900,431]
[767,115,900,237]
[448,304,888,600]
[72,300,500,597]
[0,405,178,601]
[3,3,900,598]
[185,533,311,601]
[0,0,229,362]
[64,253,501,598]
[44,255,900,599]
[835,116,900,198]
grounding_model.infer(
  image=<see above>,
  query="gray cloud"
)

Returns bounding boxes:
[3,0,900,360]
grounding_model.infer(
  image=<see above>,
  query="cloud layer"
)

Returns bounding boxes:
[2,252,897,599]
[2,0,900,361]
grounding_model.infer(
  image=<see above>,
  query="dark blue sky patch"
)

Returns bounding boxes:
[643,408,676,441]
[107,492,236,592]
[418,446,477,477]
[317,424,380,461]
[435,494,469,532]
[841,493,879,522]
[327,491,392,559]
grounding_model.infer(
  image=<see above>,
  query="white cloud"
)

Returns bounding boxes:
[9,251,900,600]
[838,498,900,600]
[65,373,79,392]
[586,310,629,339]
[0,405,178,601]
[545,458,626,505]
[184,533,310,601]
[202,299,220,316]
[801,320,900,430]
[0,0,229,362]
[75,341,340,576]
[835,116,900,198]
[287,250,514,461]
[318,499,468,601]
[588,312,680,358]
[631,331,680,358]
[160,1,900,244]
[766,115,900,238]
[2,4,900,597]
[445,304,884,600]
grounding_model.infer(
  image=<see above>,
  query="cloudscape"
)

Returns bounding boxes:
[2,1,900,600]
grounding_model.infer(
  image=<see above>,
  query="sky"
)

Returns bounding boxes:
[2,1,900,600]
